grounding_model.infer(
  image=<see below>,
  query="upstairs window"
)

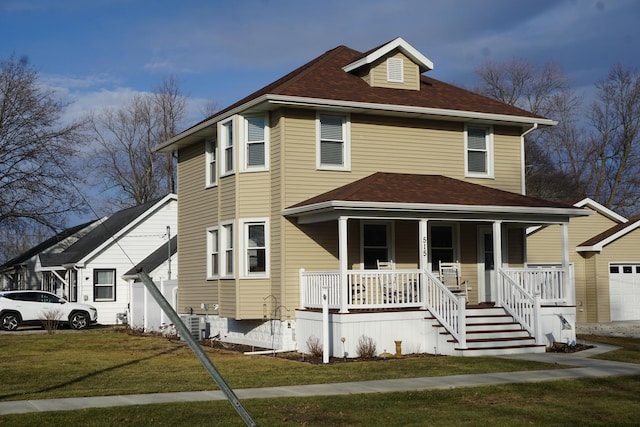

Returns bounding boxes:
[220,119,234,176]
[465,125,493,178]
[243,114,268,171]
[205,138,217,187]
[317,113,350,171]
[387,57,404,83]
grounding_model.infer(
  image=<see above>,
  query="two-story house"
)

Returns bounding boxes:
[156,38,588,357]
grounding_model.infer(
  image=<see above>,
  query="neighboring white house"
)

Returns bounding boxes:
[37,194,178,325]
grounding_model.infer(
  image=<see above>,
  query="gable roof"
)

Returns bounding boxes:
[123,236,177,280]
[573,198,627,224]
[39,194,177,268]
[342,37,434,73]
[0,220,99,270]
[157,38,555,152]
[283,172,587,223]
[577,215,640,252]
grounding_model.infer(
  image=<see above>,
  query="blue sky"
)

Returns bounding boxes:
[1,0,639,223]
[2,0,639,129]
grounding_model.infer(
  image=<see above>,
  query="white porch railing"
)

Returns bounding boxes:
[497,268,543,345]
[422,270,467,349]
[502,266,572,304]
[299,268,467,348]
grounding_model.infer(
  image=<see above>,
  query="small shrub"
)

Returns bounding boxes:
[306,335,323,360]
[356,334,377,360]
[40,308,63,334]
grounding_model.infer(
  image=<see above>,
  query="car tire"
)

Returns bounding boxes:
[1,312,20,331]
[69,312,88,330]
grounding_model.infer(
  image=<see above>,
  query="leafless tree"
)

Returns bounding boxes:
[584,64,640,215]
[0,54,86,262]
[88,75,186,208]
[475,58,587,201]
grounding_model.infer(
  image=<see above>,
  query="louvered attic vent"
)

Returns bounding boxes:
[387,57,404,83]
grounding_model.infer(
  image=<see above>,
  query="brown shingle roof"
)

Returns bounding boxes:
[183,43,545,134]
[578,215,640,248]
[288,172,575,210]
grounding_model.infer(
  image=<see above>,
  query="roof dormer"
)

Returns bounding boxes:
[342,37,433,91]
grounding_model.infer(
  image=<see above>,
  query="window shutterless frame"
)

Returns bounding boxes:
[205,138,217,187]
[206,226,219,279]
[93,268,116,301]
[241,114,269,172]
[316,112,351,171]
[219,118,234,177]
[220,221,234,278]
[239,218,269,278]
[464,124,494,178]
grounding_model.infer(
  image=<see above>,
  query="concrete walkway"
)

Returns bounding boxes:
[1,341,640,416]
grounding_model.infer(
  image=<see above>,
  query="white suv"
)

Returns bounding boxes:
[0,290,98,331]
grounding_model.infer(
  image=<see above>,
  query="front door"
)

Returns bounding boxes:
[478,228,495,302]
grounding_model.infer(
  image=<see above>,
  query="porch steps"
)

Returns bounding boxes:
[429,306,546,356]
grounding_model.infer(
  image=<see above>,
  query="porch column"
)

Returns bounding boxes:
[419,219,428,271]
[560,222,573,304]
[419,219,428,309]
[339,216,349,314]
[493,221,503,303]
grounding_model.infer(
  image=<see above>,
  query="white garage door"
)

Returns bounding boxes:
[609,264,640,321]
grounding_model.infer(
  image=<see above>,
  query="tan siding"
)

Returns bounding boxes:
[492,126,522,193]
[369,52,420,90]
[219,280,236,318]
[176,142,219,314]
[219,176,236,219]
[237,172,271,217]
[527,207,621,322]
[270,111,283,314]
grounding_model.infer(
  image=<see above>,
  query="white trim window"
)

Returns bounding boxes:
[242,114,269,171]
[465,125,493,178]
[220,221,234,278]
[206,226,219,279]
[93,269,116,302]
[220,118,234,176]
[387,57,404,83]
[240,218,269,278]
[205,138,217,187]
[316,113,351,171]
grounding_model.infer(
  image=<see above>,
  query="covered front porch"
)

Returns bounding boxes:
[284,173,589,357]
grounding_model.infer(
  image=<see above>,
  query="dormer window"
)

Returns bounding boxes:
[387,58,404,83]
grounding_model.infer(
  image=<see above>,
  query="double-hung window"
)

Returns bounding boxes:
[465,125,493,177]
[317,113,350,170]
[93,269,116,301]
[430,225,457,272]
[205,138,217,187]
[206,227,219,279]
[241,219,269,277]
[221,222,234,278]
[220,119,234,176]
[243,114,268,171]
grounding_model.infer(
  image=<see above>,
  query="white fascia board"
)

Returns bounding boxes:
[573,198,627,223]
[76,194,177,265]
[282,200,589,218]
[266,95,557,127]
[342,37,434,72]
[154,95,270,152]
[576,219,640,253]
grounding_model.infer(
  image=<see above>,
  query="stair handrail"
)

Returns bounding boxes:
[422,270,467,349]
[498,268,543,344]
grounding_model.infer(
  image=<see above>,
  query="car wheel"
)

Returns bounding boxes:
[69,312,88,330]
[1,312,20,331]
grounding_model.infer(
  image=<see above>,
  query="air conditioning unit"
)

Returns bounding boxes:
[179,314,202,340]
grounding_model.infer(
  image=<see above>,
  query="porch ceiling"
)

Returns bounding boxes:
[283,173,590,224]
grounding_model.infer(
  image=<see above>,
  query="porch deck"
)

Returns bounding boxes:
[298,266,574,356]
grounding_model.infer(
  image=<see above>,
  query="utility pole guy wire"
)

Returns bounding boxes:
[136,269,256,426]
